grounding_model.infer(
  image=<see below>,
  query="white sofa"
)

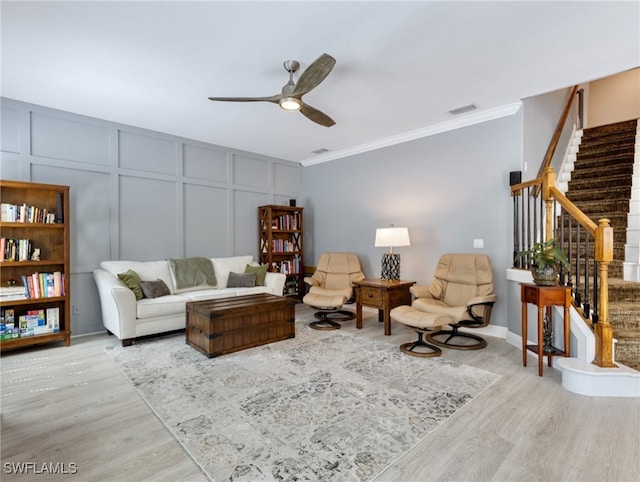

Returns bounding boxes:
[93,255,286,346]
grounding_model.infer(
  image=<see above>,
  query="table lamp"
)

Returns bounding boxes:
[375,225,410,280]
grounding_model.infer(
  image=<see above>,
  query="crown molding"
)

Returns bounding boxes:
[300,101,522,167]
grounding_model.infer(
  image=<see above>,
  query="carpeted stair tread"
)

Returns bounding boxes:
[566,186,632,202]
[608,279,640,302]
[579,145,636,158]
[567,175,633,191]
[571,166,634,182]
[615,338,640,371]
[570,164,634,181]
[581,125,637,140]
[609,303,640,329]
[575,147,635,163]
[616,359,640,372]
[580,119,638,136]
[608,262,624,278]
[568,198,630,214]
[581,138,636,152]
[610,269,624,279]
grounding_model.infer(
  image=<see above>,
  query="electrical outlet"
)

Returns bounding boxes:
[73,305,80,315]
[473,239,484,249]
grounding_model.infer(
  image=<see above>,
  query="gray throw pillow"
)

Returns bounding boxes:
[140,279,171,299]
[227,272,257,288]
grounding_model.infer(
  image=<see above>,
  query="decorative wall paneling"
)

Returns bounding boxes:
[0,98,300,335]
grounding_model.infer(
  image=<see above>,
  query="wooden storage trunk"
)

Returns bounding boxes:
[185,293,296,358]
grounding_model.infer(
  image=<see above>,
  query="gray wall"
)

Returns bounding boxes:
[1,95,572,338]
[0,98,301,335]
[301,113,524,328]
[521,85,580,180]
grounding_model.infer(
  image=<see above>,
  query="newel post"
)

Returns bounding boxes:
[542,167,555,241]
[593,218,616,368]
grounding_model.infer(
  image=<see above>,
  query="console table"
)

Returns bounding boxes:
[354,279,415,335]
[520,283,571,376]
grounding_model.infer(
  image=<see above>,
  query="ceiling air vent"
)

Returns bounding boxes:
[312,148,329,154]
[448,104,477,115]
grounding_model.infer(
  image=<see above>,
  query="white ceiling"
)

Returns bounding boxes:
[2,1,639,165]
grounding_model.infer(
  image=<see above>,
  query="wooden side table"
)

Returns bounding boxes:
[520,283,571,376]
[354,279,415,335]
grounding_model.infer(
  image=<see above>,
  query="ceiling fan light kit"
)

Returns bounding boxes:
[279,97,301,111]
[208,53,336,127]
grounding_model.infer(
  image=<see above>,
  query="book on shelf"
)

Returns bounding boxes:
[0,328,20,340]
[0,286,27,301]
[18,309,47,336]
[271,239,301,253]
[3,308,15,325]
[46,273,55,297]
[53,272,63,296]
[19,271,64,299]
[1,237,33,262]
[0,309,20,340]
[271,213,299,230]
[271,257,301,275]
[0,202,56,224]
[46,307,60,333]
[0,307,60,340]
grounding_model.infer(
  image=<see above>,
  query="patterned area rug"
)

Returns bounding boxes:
[105,322,500,481]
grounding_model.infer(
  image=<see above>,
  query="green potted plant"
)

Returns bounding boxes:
[515,238,569,286]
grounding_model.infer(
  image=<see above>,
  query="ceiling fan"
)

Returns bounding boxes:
[208,53,336,127]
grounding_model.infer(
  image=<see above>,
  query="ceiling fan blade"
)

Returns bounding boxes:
[208,94,281,103]
[299,102,335,127]
[292,53,336,96]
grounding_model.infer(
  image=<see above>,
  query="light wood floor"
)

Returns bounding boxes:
[1,305,638,482]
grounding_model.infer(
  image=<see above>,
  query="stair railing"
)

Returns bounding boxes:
[536,85,580,182]
[511,167,616,368]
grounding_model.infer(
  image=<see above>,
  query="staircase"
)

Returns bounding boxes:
[565,119,640,370]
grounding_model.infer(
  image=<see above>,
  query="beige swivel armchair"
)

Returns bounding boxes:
[302,252,365,330]
[392,253,496,355]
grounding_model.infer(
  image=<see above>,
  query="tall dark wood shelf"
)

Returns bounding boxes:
[258,205,304,300]
[0,180,71,351]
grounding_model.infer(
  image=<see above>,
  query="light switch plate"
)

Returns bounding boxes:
[473,239,484,249]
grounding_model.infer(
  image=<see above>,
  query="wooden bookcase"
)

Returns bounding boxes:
[258,205,304,300]
[0,180,71,350]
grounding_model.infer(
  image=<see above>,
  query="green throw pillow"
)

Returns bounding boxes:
[118,269,143,300]
[245,264,268,286]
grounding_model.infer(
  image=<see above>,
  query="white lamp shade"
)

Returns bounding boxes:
[374,227,410,248]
